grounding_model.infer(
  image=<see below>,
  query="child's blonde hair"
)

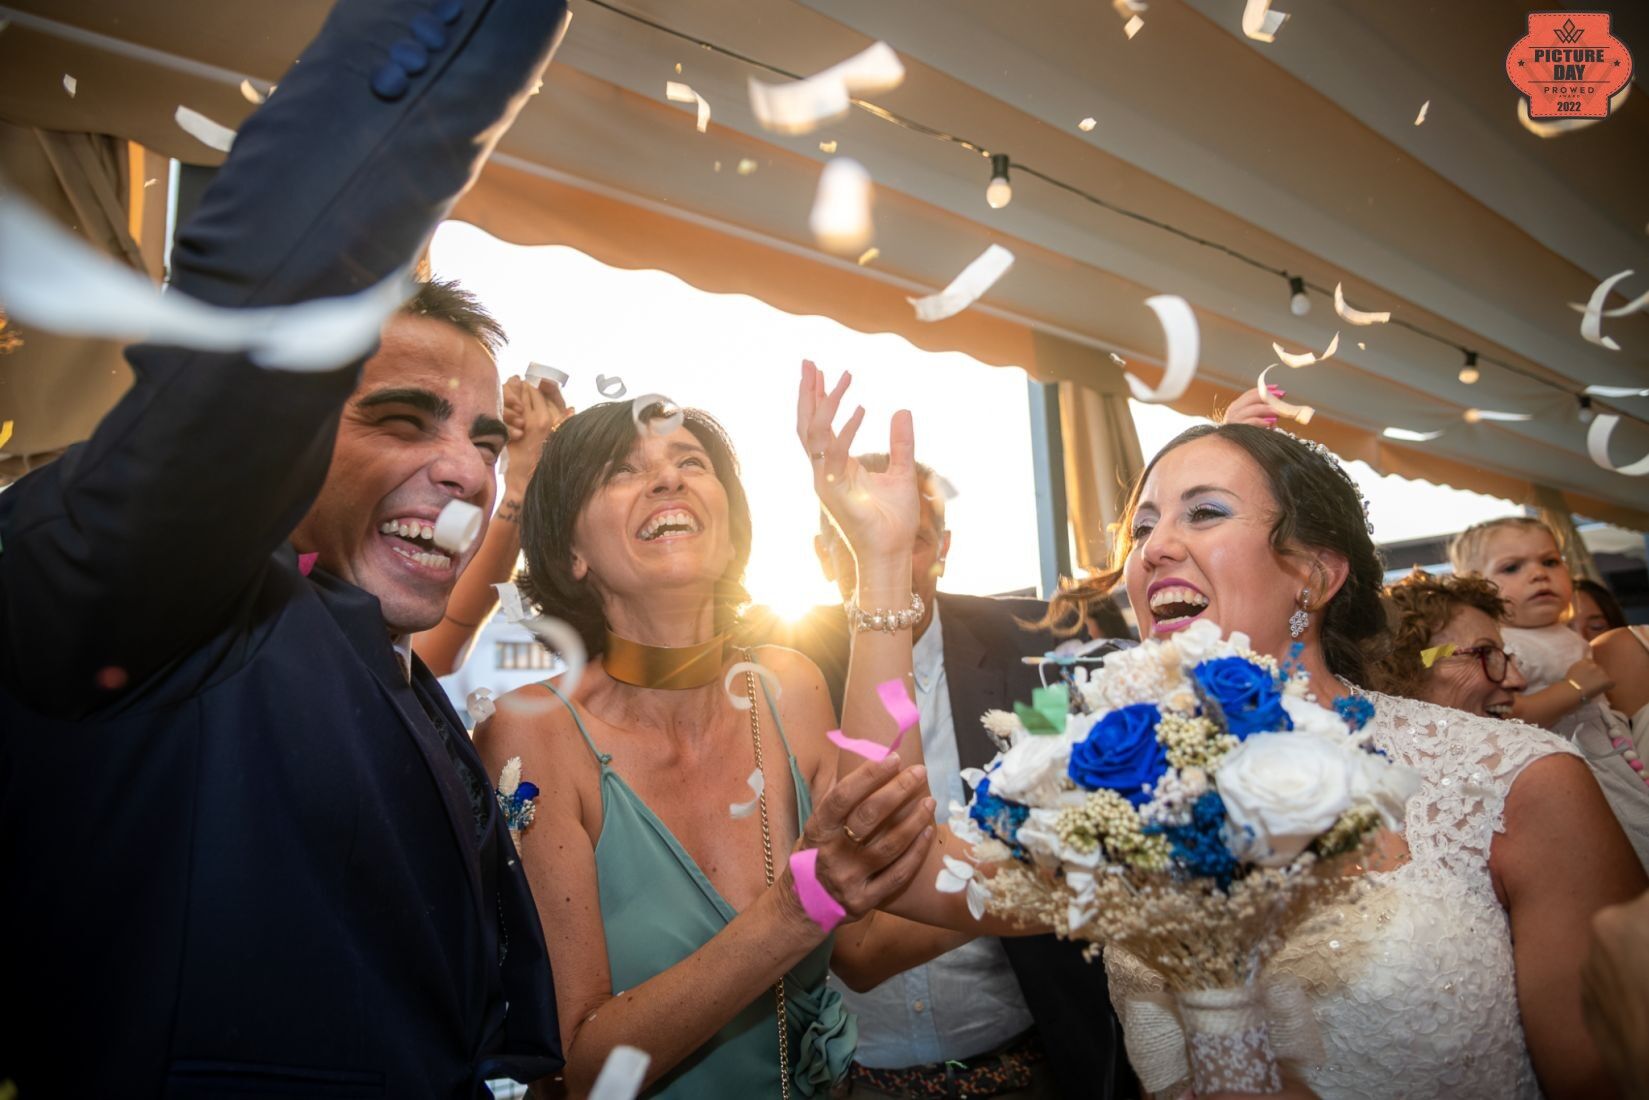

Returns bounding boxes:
[1447,515,1562,577]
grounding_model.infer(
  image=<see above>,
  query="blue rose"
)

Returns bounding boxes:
[1193,657,1291,738]
[1067,703,1168,806]
[514,781,540,802]
[969,777,1029,852]
[1145,790,1238,888]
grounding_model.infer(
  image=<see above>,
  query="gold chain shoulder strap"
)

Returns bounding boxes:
[743,650,792,1100]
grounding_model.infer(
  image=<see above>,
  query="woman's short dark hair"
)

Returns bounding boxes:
[517,400,753,658]
[1370,567,1509,698]
[1049,424,1388,685]
[1575,578,1629,633]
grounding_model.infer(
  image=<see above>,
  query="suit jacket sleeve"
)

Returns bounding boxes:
[0,0,569,712]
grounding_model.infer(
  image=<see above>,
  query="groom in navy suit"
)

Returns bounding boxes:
[0,0,569,1095]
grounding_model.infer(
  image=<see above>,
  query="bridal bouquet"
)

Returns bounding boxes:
[943,620,1419,1095]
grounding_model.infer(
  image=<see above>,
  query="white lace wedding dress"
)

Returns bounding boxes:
[1108,690,1579,1099]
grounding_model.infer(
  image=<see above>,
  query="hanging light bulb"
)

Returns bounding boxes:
[1463,408,1483,424]
[985,153,1013,209]
[1458,350,1480,385]
[1578,395,1596,424]
[1287,275,1310,317]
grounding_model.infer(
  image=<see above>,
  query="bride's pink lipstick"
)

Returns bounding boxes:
[1145,577,1208,636]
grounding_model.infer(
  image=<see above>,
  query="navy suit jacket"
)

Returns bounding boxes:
[740,594,1136,1098]
[0,0,567,1094]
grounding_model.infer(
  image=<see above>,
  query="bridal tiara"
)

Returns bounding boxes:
[1269,428,1376,537]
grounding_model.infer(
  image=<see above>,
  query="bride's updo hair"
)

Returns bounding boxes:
[1051,424,1387,684]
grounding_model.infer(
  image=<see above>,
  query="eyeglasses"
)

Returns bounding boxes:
[1442,644,1510,684]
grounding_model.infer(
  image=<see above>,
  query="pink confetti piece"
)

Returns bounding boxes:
[827,727,902,761]
[788,848,847,932]
[298,552,318,576]
[827,679,920,761]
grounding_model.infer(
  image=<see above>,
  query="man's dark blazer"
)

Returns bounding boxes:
[0,1,567,1095]
[741,593,1136,1099]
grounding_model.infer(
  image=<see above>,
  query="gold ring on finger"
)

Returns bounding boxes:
[842,823,867,845]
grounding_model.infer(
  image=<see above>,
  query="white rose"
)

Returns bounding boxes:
[1167,618,1225,664]
[1281,694,1351,743]
[1216,732,1361,867]
[1016,807,1069,869]
[988,727,1079,805]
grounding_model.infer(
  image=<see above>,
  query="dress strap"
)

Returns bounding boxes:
[539,679,612,767]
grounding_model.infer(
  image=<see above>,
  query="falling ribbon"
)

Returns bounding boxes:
[240,79,268,105]
[468,687,497,723]
[1123,295,1200,403]
[908,244,1015,323]
[729,767,765,819]
[1013,684,1069,732]
[1587,414,1649,476]
[748,42,905,135]
[630,393,685,436]
[175,105,237,152]
[810,157,874,254]
[665,81,711,133]
[1241,0,1289,42]
[596,374,628,398]
[1462,408,1532,423]
[1383,426,1445,442]
[494,581,530,623]
[1271,332,1338,369]
[1124,15,1144,37]
[1257,364,1315,424]
[1333,283,1391,325]
[526,361,569,386]
[1585,385,1649,398]
[432,500,482,554]
[62,74,77,97]
[723,660,784,711]
[1577,270,1634,351]
[788,848,847,932]
[1414,100,1429,126]
[0,419,12,450]
[589,1045,651,1100]
[1419,643,1456,669]
[827,678,920,761]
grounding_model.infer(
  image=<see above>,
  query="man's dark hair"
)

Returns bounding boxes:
[518,400,753,658]
[818,453,946,539]
[400,278,507,357]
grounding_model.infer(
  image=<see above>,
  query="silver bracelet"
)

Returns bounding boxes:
[845,593,924,633]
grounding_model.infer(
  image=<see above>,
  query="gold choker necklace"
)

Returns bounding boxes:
[604,631,728,690]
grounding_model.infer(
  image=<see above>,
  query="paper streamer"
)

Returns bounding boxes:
[596,374,628,398]
[788,848,848,932]
[810,157,874,254]
[1578,270,1634,351]
[723,660,784,711]
[1271,332,1337,368]
[589,1045,651,1100]
[1383,426,1445,442]
[1123,295,1200,403]
[1241,0,1289,42]
[494,581,530,623]
[297,551,318,577]
[522,614,588,696]
[1257,365,1315,424]
[0,419,12,450]
[0,193,409,372]
[175,105,237,152]
[1587,414,1649,476]
[433,500,482,554]
[1414,100,1429,126]
[1333,282,1391,325]
[1569,278,1649,323]
[240,78,268,105]
[1419,643,1455,669]
[665,81,710,133]
[827,679,920,762]
[729,767,765,819]
[1463,408,1532,423]
[1585,385,1649,398]
[748,42,904,135]
[630,393,685,436]
[468,687,497,723]
[1124,15,1144,37]
[908,244,1015,322]
[526,361,569,386]
[62,74,77,97]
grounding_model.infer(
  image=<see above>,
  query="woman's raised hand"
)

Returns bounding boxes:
[1222,383,1280,429]
[501,376,574,497]
[795,359,919,562]
[793,753,937,920]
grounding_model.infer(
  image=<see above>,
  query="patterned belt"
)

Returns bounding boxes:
[846,1031,1045,1099]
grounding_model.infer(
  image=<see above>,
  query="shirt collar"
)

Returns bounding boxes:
[912,601,944,688]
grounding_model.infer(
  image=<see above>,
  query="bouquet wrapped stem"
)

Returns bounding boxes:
[1178,987,1281,1095]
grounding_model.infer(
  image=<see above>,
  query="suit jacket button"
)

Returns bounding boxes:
[389,39,429,75]
[434,0,464,25]
[370,62,410,99]
[410,12,448,50]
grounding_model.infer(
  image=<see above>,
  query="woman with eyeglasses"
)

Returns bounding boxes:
[1373,567,1649,872]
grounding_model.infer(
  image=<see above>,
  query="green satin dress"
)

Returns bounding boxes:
[543,663,856,1097]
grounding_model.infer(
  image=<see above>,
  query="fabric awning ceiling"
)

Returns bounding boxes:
[2,0,1647,528]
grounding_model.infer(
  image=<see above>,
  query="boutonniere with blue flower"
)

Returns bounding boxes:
[496,756,539,843]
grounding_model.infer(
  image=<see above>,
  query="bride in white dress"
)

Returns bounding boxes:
[1059,412,1645,1099]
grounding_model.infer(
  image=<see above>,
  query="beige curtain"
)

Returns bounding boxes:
[0,124,164,482]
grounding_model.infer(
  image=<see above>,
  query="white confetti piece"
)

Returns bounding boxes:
[589,1045,650,1100]
[1241,0,1289,43]
[596,374,628,398]
[908,244,1015,322]
[469,687,497,723]
[809,157,873,254]
[1383,427,1445,442]
[1462,408,1532,424]
[1257,364,1314,424]
[818,139,838,153]
[498,755,521,796]
[62,74,76,97]
[433,500,482,553]
[522,614,587,696]
[856,247,879,266]
[1578,269,1633,351]
[1123,295,1199,403]
[631,393,685,436]
[494,581,531,623]
[748,42,904,135]
[1568,282,1649,320]
[1587,414,1649,476]
[1271,332,1337,368]
[1078,117,1097,131]
[665,81,710,133]
[1585,385,1649,398]
[1124,15,1145,38]
[729,767,765,819]
[1414,100,1429,126]
[175,105,237,152]
[240,78,268,105]
[0,192,407,372]
[1333,283,1391,325]
[724,660,784,711]
[736,158,759,176]
[526,361,569,386]
[1356,341,1366,350]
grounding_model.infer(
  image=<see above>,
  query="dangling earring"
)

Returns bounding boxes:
[1288,588,1311,639]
